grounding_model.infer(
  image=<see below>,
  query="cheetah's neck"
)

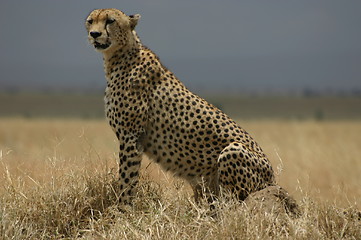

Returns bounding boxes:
[102,31,143,82]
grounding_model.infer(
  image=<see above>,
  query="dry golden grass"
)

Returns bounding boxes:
[0,118,360,239]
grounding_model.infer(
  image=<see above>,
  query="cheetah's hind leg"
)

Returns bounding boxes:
[217,142,275,201]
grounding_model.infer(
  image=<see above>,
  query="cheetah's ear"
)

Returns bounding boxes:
[129,14,141,30]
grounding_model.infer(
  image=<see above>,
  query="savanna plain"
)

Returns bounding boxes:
[0,94,360,239]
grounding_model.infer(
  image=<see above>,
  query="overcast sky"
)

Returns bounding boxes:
[0,0,360,93]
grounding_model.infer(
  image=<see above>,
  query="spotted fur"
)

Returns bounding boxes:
[86,8,276,206]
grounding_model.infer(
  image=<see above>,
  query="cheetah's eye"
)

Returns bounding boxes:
[87,19,93,24]
[106,19,115,24]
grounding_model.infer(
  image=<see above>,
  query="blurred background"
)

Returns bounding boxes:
[0,0,360,119]
[0,1,361,209]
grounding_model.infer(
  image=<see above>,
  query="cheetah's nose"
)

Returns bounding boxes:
[90,31,102,38]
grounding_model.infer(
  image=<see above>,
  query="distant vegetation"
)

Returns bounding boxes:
[0,93,360,120]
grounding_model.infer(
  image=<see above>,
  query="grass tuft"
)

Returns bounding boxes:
[1,166,360,239]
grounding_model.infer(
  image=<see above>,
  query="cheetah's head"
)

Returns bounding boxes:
[85,8,140,52]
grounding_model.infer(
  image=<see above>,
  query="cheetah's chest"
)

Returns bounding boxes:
[104,67,149,137]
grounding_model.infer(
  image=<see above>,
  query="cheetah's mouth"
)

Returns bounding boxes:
[94,41,110,50]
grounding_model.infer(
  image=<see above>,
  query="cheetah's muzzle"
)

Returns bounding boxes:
[94,41,110,50]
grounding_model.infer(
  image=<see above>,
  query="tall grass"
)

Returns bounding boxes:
[0,118,360,239]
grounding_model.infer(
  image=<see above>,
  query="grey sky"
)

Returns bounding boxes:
[0,0,360,93]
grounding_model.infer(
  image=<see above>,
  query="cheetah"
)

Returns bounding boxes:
[85,8,281,207]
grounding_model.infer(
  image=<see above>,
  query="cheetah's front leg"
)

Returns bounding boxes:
[117,135,143,207]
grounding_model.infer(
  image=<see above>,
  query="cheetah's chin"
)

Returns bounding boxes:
[94,42,110,50]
